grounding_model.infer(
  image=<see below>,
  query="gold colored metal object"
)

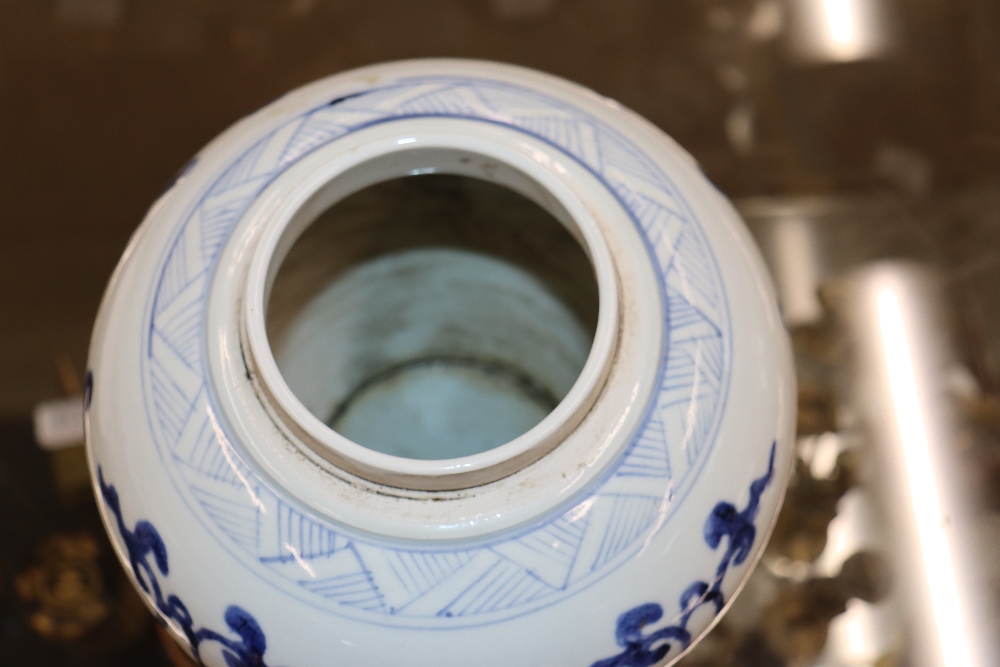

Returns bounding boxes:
[15,533,109,642]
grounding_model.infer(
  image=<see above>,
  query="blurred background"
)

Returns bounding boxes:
[1,0,999,665]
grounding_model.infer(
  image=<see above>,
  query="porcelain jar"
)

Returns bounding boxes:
[85,59,795,667]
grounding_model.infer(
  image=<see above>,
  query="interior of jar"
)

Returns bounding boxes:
[266,173,599,461]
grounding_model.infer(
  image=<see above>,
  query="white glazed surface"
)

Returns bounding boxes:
[86,59,795,667]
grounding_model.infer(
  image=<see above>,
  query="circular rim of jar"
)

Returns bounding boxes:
[206,116,661,541]
[238,133,621,492]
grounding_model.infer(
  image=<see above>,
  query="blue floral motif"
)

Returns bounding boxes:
[591,442,777,667]
[97,467,270,667]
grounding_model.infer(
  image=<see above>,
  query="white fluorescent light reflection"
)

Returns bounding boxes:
[823,0,855,46]
[876,286,976,667]
[790,0,893,63]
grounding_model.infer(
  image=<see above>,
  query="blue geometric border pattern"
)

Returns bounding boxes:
[140,76,731,627]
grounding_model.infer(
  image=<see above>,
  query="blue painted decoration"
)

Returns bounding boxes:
[591,441,776,667]
[84,370,93,411]
[139,75,734,627]
[98,466,270,667]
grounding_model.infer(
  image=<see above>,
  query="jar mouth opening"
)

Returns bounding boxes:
[267,172,599,462]
[242,139,619,490]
